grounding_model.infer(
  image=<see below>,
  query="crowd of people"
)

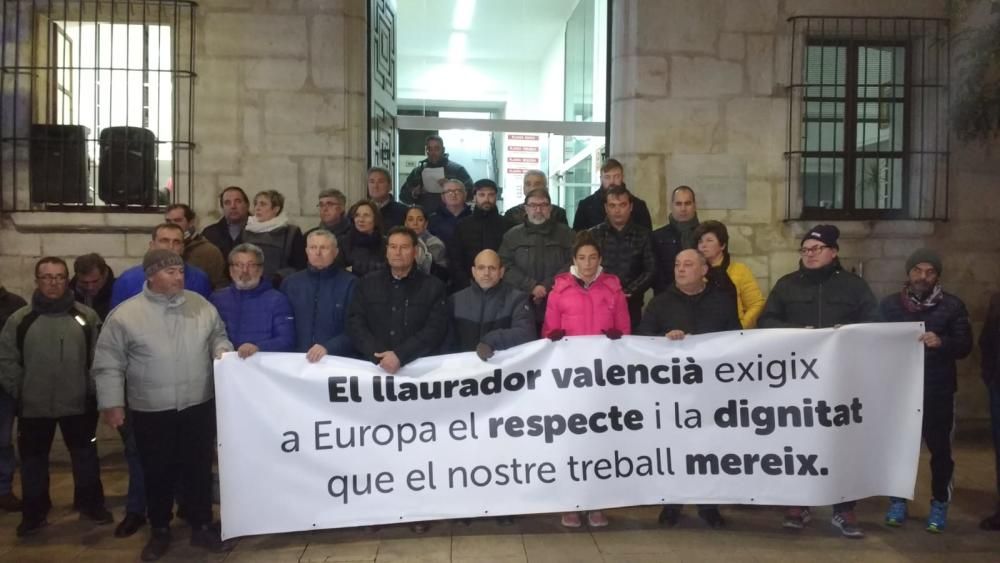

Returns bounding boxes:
[0,138,998,561]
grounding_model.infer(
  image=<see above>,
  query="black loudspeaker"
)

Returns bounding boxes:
[98,126,157,206]
[29,124,90,204]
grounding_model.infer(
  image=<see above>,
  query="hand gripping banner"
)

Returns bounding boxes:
[215,323,924,539]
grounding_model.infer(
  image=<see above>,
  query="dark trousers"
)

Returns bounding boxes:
[118,410,147,515]
[988,381,1000,497]
[627,294,644,332]
[132,400,215,529]
[922,391,955,503]
[18,411,104,522]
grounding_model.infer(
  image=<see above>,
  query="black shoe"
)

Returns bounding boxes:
[140,528,171,562]
[115,512,147,538]
[190,524,230,553]
[80,506,115,525]
[658,506,680,527]
[0,492,23,512]
[16,518,48,537]
[981,510,1000,531]
[496,516,516,526]
[699,508,725,529]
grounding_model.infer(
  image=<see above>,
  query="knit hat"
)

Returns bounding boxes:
[906,248,943,276]
[801,224,840,249]
[143,249,183,278]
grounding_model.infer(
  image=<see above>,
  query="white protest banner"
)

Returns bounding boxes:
[215,323,924,540]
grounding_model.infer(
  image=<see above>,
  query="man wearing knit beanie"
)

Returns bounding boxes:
[759,224,879,538]
[879,248,972,533]
[94,247,233,560]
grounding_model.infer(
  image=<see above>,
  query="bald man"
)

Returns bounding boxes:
[447,250,536,360]
[638,248,740,529]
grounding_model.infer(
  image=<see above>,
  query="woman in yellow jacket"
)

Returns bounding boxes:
[694,220,765,328]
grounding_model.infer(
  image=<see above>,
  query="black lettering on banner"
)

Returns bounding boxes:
[685,446,828,476]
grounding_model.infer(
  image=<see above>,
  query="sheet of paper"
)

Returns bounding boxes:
[421,166,446,193]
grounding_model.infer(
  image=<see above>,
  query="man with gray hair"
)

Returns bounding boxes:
[503,170,568,226]
[499,188,575,322]
[94,249,233,560]
[210,243,295,358]
[367,167,409,229]
[281,229,357,361]
[310,188,351,246]
[428,178,472,252]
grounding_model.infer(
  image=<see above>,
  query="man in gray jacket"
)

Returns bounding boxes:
[0,257,112,536]
[448,250,536,360]
[93,249,232,561]
[498,188,575,323]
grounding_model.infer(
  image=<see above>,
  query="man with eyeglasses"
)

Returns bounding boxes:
[0,257,112,536]
[367,167,409,229]
[308,188,351,269]
[281,230,357,362]
[758,224,880,539]
[428,178,473,251]
[503,170,569,226]
[210,243,295,359]
[499,188,575,323]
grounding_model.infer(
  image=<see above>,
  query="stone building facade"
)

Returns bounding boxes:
[2,0,997,418]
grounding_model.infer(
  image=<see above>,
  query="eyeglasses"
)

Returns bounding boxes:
[443,189,465,195]
[36,274,68,283]
[317,202,341,209]
[230,262,263,270]
[525,202,551,210]
[799,245,829,256]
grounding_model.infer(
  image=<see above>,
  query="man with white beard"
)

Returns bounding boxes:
[210,243,295,357]
[498,188,575,323]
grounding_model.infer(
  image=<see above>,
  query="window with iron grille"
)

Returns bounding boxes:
[785,17,949,221]
[0,0,195,212]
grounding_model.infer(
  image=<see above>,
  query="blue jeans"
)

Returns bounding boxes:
[989,381,1000,497]
[0,390,15,496]
[119,413,147,516]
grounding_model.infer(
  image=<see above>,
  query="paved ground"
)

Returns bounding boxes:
[0,427,997,562]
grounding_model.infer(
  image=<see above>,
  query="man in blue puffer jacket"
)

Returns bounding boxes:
[210,243,295,357]
[281,229,357,362]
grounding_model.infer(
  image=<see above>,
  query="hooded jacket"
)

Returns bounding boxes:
[280,265,357,356]
[758,259,880,329]
[542,271,631,337]
[0,292,100,418]
[211,280,295,352]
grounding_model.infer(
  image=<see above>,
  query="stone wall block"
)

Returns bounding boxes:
[125,233,152,258]
[629,99,721,154]
[204,14,307,58]
[616,55,669,99]
[728,181,774,223]
[883,239,929,258]
[0,231,42,256]
[746,35,775,96]
[43,233,125,258]
[723,0,779,32]
[310,15,347,90]
[671,56,743,98]
[263,92,346,134]
[245,58,308,91]
[719,33,745,60]
[637,0,723,55]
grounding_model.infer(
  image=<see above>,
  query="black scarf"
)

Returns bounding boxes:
[32,289,76,315]
[669,213,700,249]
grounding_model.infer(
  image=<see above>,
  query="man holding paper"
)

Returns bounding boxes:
[402,134,474,208]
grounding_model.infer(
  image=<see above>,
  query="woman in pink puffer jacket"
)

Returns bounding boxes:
[541,232,631,529]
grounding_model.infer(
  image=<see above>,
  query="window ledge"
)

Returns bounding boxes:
[785,220,936,239]
[9,211,160,233]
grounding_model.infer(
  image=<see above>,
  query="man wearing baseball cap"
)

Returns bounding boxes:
[758,224,880,538]
[879,248,972,533]
[93,249,233,561]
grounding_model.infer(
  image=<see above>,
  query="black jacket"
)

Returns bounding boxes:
[70,268,116,321]
[758,260,880,329]
[201,216,244,261]
[0,287,27,330]
[448,283,536,352]
[341,228,387,279]
[880,290,973,395]
[402,155,474,202]
[638,283,741,336]
[347,267,449,366]
[981,292,1000,385]
[449,208,515,291]
[651,222,698,294]
[587,221,655,297]
[376,196,410,230]
[572,187,653,232]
